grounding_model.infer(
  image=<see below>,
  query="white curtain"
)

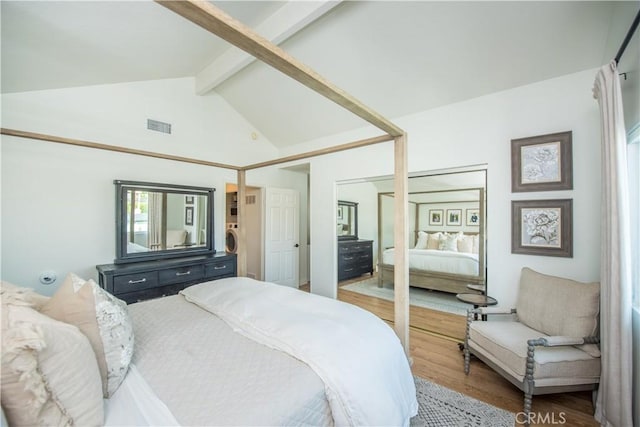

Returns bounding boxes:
[592,60,633,427]
[148,192,164,250]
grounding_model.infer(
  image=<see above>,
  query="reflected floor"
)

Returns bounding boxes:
[341,276,469,315]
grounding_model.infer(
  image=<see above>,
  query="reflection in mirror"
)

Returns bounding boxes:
[337,200,358,240]
[336,168,487,340]
[115,181,215,263]
[378,184,486,292]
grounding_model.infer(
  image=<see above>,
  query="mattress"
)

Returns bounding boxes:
[383,248,479,276]
[127,294,333,426]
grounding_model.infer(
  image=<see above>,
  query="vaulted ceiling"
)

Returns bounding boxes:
[2,1,638,148]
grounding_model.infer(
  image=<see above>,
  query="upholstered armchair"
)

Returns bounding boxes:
[464,267,601,418]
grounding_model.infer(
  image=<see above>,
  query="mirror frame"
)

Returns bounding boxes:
[114,180,215,264]
[337,200,358,241]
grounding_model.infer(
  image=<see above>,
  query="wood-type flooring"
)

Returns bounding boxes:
[301,277,598,427]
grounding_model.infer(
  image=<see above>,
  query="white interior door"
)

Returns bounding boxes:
[264,188,300,288]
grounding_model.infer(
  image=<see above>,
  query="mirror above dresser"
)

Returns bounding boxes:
[114,180,215,264]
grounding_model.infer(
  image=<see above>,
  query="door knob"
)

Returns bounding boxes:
[294,244,299,248]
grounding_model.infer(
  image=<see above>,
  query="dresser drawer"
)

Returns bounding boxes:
[159,265,204,285]
[205,260,236,279]
[113,271,159,294]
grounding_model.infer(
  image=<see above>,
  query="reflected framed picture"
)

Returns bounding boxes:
[185,206,194,226]
[511,199,572,257]
[511,131,572,192]
[466,209,480,226]
[446,209,462,226]
[185,195,194,205]
[429,209,443,226]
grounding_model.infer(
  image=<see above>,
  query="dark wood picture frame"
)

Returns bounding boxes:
[185,206,194,226]
[511,199,572,257]
[511,131,572,192]
[429,209,443,226]
[446,209,462,226]
[466,209,480,226]
[185,195,194,205]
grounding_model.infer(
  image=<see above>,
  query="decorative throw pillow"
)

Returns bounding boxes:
[426,232,441,250]
[414,231,429,249]
[472,234,480,254]
[0,281,50,310]
[457,235,473,253]
[438,233,458,252]
[1,298,103,426]
[40,273,134,397]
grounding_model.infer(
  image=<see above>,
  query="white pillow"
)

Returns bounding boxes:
[438,233,458,252]
[1,297,104,426]
[41,273,134,398]
[414,231,429,249]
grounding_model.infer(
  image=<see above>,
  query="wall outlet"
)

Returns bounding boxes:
[39,270,57,285]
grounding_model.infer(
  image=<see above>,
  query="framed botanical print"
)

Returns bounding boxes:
[511,199,572,257]
[511,131,572,192]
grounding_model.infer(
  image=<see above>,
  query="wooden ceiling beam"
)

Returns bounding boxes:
[195,1,342,94]
[156,0,404,138]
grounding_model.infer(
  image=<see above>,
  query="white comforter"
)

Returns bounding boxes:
[181,277,418,427]
[383,248,479,276]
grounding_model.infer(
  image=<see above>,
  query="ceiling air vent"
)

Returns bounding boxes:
[246,195,256,205]
[147,119,172,134]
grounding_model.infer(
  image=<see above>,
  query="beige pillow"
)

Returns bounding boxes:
[426,232,441,250]
[41,273,134,397]
[1,298,103,426]
[167,229,187,247]
[516,267,600,338]
[457,235,473,253]
[472,234,480,254]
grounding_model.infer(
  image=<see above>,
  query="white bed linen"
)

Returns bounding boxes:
[181,277,418,427]
[127,294,332,426]
[383,248,479,276]
[104,364,178,427]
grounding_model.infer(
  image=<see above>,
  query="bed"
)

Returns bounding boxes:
[1,276,418,427]
[379,231,485,294]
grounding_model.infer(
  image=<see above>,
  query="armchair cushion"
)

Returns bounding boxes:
[515,268,599,338]
[469,321,601,385]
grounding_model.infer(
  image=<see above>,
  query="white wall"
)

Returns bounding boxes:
[303,68,601,305]
[0,77,308,294]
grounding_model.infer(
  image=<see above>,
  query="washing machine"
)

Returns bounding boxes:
[225,223,239,253]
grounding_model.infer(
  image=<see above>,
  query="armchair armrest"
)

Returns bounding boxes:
[476,307,517,315]
[528,335,600,347]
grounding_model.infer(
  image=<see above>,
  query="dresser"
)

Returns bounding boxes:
[96,252,237,304]
[337,239,374,281]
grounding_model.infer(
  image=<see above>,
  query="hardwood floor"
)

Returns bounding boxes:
[300,279,598,427]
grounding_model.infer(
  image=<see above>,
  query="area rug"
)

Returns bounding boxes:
[341,276,470,315]
[411,376,515,426]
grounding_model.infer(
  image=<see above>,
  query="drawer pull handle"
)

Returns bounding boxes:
[214,265,227,270]
[128,278,147,284]
[344,268,354,272]
[176,271,191,276]
[343,256,354,260]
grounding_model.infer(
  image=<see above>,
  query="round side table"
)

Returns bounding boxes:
[455,293,497,321]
